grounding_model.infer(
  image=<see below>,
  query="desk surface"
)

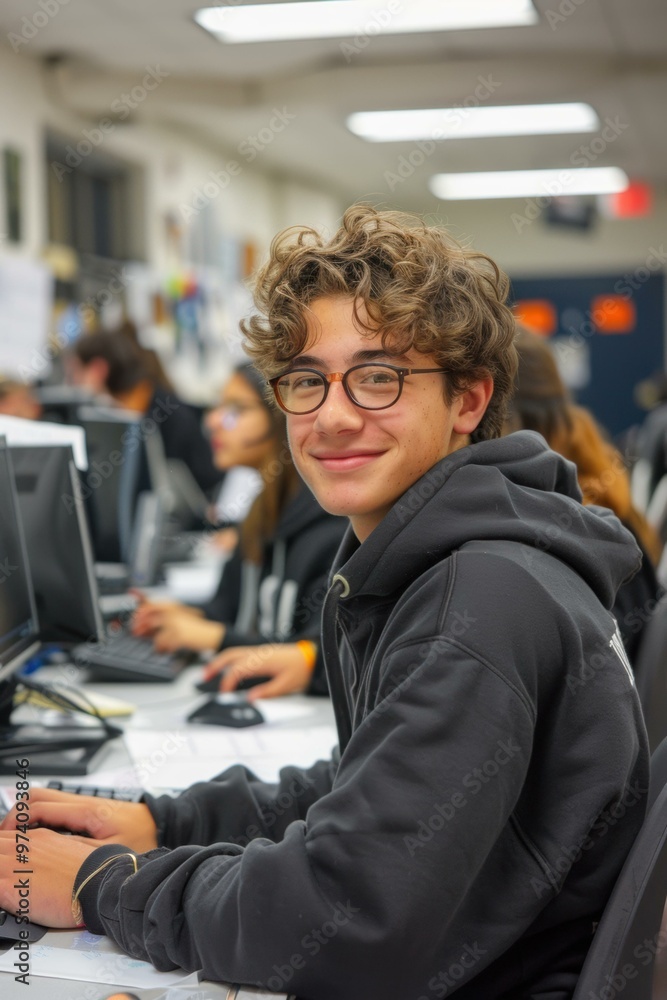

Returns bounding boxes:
[1,666,336,998]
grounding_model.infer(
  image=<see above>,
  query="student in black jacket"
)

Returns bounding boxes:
[66,325,221,494]
[0,207,648,1000]
[132,362,347,698]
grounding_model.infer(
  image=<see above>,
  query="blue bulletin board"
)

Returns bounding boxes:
[510,271,665,438]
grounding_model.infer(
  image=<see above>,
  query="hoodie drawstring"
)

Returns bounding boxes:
[321,575,353,753]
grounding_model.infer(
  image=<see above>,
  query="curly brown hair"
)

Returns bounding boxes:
[241,204,517,440]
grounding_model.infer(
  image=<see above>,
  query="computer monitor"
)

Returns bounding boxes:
[0,438,119,774]
[0,439,41,730]
[35,385,101,424]
[9,444,105,645]
[76,406,148,564]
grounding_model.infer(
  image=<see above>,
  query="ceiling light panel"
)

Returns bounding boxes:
[347,103,600,142]
[195,0,538,44]
[429,167,629,200]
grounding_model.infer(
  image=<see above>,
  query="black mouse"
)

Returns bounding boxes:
[187,697,265,728]
[0,909,48,942]
[196,673,273,694]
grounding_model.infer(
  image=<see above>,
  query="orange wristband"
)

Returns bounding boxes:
[296,639,318,672]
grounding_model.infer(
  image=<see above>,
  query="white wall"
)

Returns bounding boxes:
[0,46,344,265]
[434,195,667,279]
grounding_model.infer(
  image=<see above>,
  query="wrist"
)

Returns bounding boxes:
[296,639,318,674]
[71,844,137,932]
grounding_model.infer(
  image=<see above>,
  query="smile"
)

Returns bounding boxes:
[312,452,384,472]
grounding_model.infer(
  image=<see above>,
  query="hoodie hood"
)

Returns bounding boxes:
[333,430,641,611]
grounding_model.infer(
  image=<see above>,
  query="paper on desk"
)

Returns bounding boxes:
[0,930,199,988]
[124,723,337,785]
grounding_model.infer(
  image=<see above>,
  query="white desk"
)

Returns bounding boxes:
[1,667,336,998]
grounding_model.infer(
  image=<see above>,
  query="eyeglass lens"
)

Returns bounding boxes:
[276,365,402,413]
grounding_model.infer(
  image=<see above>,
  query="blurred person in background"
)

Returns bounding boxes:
[0,377,42,420]
[506,325,662,665]
[133,362,347,699]
[65,324,221,494]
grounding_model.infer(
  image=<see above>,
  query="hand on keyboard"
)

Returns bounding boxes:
[0,827,99,928]
[0,787,159,854]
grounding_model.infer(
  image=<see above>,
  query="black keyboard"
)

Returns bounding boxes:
[46,780,144,801]
[73,630,196,682]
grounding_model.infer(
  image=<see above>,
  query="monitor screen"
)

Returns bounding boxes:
[0,439,40,687]
[10,444,105,645]
[76,407,149,564]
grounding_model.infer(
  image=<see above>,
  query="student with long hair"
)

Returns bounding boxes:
[506,326,662,663]
[133,361,347,698]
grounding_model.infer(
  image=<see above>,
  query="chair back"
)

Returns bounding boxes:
[573,739,667,999]
[635,596,667,752]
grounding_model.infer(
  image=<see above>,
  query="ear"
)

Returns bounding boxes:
[452,378,494,435]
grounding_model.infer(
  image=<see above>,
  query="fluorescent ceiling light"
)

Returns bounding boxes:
[347,103,600,142]
[195,0,538,44]
[429,167,629,200]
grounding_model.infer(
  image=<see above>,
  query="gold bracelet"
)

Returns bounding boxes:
[296,639,318,672]
[71,852,138,926]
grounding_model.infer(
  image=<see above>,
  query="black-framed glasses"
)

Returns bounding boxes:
[269,363,448,415]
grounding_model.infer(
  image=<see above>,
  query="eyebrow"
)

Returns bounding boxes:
[290,348,413,368]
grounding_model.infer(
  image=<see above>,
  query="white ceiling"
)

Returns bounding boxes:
[2,0,667,212]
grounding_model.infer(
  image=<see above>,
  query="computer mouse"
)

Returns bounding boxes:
[196,673,273,694]
[0,910,48,942]
[187,696,265,727]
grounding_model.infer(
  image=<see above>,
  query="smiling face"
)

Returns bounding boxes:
[285,296,493,541]
[205,372,275,472]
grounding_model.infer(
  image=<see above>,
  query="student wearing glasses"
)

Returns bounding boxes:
[0,206,648,1000]
[133,360,347,699]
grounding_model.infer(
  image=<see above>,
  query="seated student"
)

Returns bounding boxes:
[506,326,662,665]
[66,325,222,494]
[0,377,42,420]
[133,361,347,699]
[0,207,648,1000]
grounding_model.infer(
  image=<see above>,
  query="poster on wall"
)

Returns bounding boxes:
[511,272,664,438]
[0,258,54,380]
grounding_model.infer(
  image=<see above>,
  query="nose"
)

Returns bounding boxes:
[312,377,364,434]
[204,406,222,433]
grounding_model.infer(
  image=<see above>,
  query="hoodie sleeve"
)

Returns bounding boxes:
[143,755,339,848]
[78,639,544,999]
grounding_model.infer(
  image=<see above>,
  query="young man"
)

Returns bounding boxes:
[0,207,648,999]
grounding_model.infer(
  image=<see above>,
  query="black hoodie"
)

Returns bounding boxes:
[202,482,348,694]
[77,432,649,1000]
